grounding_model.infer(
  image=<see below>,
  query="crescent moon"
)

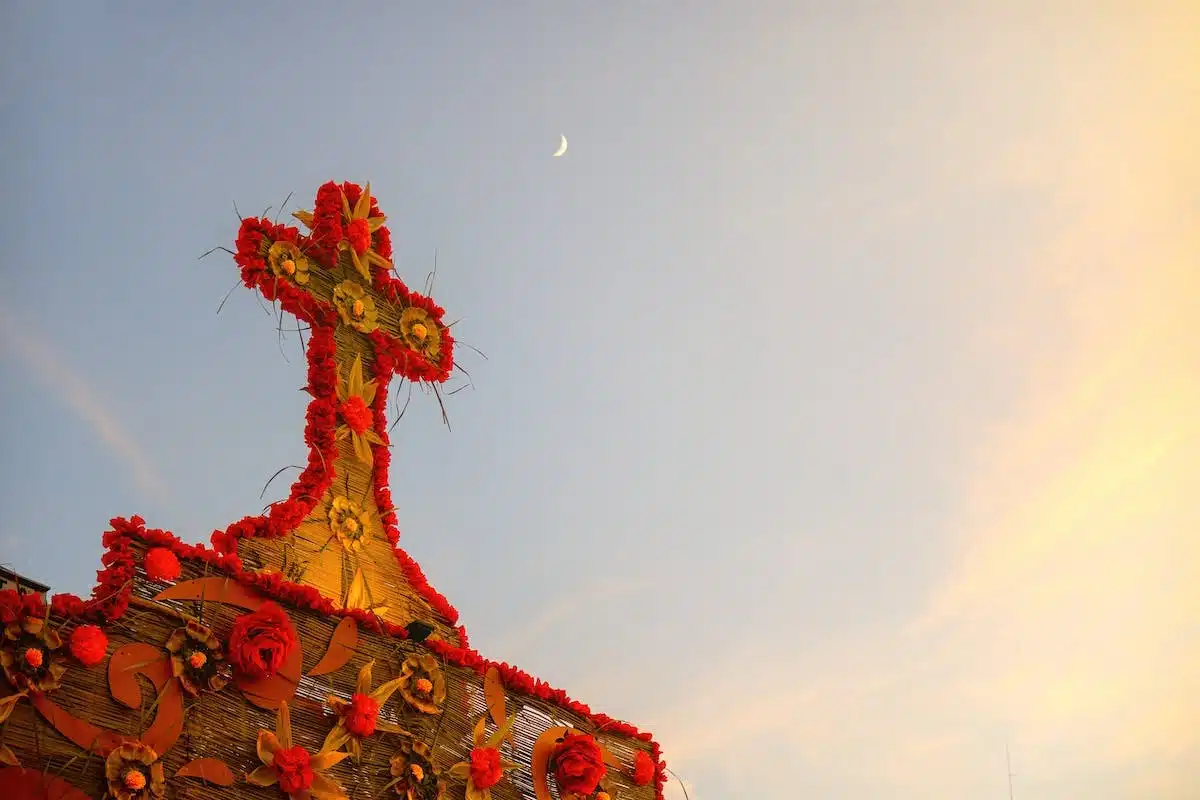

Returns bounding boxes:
[553,134,568,157]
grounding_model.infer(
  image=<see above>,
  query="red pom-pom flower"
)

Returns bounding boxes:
[144,547,181,582]
[69,624,108,667]
[228,602,297,679]
[470,746,504,790]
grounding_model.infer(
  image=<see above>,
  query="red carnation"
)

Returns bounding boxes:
[144,547,181,582]
[210,530,238,554]
[346,218,371,255]
[339,396,372,434]
[69,624,108,667]
[469,746,504,790]
[343,692,380,737]
[0,590,21,624]
[272,745,314,793]
[632,749,655,786]
[551,732,607,796]
[51,593,87,618]
[228,602,297,679]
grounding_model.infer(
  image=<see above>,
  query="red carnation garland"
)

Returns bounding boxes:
[632,749,656,786]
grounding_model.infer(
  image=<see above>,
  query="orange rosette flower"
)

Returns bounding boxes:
[1,613,66,694]
[322,659,409,763]
[105,741,166,800]
[248,701,348,800]
[397,654,446,715]
[398,306,442,362]
[446,714,521,800]
[332,280,378,333]
[335,354,385,467]
[389,739,445,800]
[165,620,229,697]
[327,495,373,554]
[267,240,312,286]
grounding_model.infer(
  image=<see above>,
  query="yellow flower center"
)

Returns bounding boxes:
[352,299,365,318]
[344,517,359,533]
[188,651,207,668]
[415,677,433,694]
[123,770,147,790]
[281,258,296,275]
[409,764,425,782]
[410,322,428,341]
[23,647,43,668]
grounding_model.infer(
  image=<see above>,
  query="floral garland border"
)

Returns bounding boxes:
[40,519,667,799]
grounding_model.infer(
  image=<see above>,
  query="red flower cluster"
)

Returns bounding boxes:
[551,732,607,796]
[469,746,504,790]
[0,589,44,625]
[273,745,314,794]
[339,395,372,434]
[69,624,108,667]
[343,693,380,737]
[144,547,181,582]
[228,603,297,679]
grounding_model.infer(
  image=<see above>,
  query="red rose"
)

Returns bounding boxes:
[70,625,108,667]
[0,590,21,624]
[632,750,655,786]
[343,692,379,737]
[551,732,606,796]
[272,745,314,793]
[144,548,181,582]
[469,746,504,790]
[339,396,372,434]
[227,603,297,679]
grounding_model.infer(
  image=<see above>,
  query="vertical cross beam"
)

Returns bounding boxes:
[225,181,459,641]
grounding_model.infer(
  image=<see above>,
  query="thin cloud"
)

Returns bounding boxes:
[0,304,164,501]
[496,580,647,659]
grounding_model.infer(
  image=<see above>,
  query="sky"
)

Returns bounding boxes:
[1,2,1198,797]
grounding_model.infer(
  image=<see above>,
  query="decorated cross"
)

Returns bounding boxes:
[0,180,668,800]
[228,180,462,643]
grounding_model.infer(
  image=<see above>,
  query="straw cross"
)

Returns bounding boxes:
[234,181,454,633]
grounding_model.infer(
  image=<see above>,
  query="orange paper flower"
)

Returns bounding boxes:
[1,615,66,693]
[165,620,229,697]
[389,739,445,800]
[105,741,166,800]
[397,654,446,715]
[247,701,348,800]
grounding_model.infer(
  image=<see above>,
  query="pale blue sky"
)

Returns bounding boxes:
[2,3,1198,798]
